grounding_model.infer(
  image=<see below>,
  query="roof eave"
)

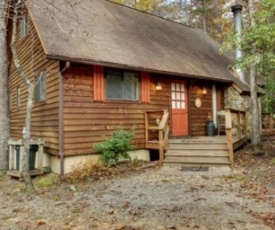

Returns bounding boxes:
[46,54,233,83]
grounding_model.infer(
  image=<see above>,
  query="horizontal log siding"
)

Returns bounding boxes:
[189,83,213,136]
[63,65,170,156]
[8,15,60,155]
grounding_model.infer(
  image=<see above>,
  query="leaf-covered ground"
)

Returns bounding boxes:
[0,137,274,230]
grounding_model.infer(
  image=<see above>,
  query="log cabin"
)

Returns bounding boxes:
[7,0,251,175]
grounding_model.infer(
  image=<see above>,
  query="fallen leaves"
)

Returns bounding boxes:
[252,212,275,228]
[65,160,158,183]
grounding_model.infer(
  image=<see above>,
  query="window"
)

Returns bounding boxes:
[16,87,20,109]
[20,15,28,39]
[105,69,139,101]
[35,72,46,103]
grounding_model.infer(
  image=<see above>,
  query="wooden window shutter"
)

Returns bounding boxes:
[93,66,104,101]
[141,72,150,103]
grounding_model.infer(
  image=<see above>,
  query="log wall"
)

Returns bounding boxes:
[8,15,60,155]
[63,64,227,155]
[189,83,225,136]
[63,64,171,156]
[189,82,213,136]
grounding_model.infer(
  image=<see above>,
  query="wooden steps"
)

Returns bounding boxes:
[163,138,231,167]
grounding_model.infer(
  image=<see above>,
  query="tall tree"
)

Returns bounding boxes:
[8,0,35,192]
[0,0,9,171]
[222,0,275,152]
[250,0,275,113]
[247,0,261,152]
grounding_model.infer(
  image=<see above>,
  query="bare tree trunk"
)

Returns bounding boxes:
[0,0,10,170]
[22,85,34,192]
[11,1,34,192]
[250,66,262,151]
[248,0,262,152]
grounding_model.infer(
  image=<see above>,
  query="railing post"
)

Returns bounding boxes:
[237,111,241,139]
[244,111,248,138]
[159,130,164,166]
[225,109,234,167]
[145,112,148,148]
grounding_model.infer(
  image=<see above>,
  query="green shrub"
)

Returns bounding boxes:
[93,129,134,166]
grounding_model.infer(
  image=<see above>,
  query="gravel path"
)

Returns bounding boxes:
[0,166,274,230]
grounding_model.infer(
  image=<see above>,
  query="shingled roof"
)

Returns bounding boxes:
[28,0,246,86]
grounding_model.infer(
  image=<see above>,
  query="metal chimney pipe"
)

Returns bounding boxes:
[232,4,245,83]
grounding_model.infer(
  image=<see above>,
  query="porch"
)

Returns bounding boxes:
[145,109,247,167]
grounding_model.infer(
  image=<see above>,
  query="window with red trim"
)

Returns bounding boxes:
[93,66,150,103]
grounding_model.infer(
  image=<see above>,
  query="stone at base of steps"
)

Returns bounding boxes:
[158,165,232,177]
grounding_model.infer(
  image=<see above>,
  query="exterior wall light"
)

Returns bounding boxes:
[202,87,207,95]
[155,81,162,90]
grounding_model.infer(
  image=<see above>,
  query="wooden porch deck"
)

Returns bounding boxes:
[145,109,248,168]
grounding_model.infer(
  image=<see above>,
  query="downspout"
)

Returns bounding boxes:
[231,4,245,83]
[59,61,70,177]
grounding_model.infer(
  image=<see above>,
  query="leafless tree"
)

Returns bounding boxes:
[0,0,9,171]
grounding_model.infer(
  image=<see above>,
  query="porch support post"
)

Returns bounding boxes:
[212,85,217,127]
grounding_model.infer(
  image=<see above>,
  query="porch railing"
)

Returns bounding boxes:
[145,109,169,165]
[225,108,247,167]
[262,113,275,136]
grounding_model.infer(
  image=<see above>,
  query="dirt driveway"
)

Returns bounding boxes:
[0,144,275,230]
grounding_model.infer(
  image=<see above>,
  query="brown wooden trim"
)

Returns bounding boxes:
[141,72,150,103]
[46,55,233,83]
[93,66,104,101]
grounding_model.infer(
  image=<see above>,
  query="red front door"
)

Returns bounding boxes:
[171,81,188,136]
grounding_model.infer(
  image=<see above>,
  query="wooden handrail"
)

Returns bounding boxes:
[262,113,275,132]
[145,109,169,165]
[225,108,247,167]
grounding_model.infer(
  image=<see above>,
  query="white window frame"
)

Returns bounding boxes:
[35,72,47,103]
[20,15,28,39]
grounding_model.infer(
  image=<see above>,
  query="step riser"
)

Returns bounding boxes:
[166,150,228,156]
[168,140,227,144]
[163,162,231,167]
[166,154,229,158]
[167,146,228,150]
[164,157,230,164]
